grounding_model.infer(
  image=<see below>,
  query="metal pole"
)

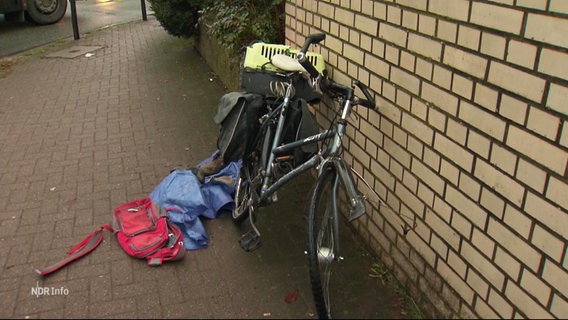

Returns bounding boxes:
[140,0,147,21]
[69,0,80,39]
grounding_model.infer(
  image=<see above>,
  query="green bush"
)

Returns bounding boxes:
[148,0,203,38]
[148,0,284,54]
[201,0,285,54]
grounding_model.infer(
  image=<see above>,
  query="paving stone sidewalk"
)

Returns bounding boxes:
[0,17,409,319]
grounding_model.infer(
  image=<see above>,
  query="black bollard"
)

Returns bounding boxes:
[69,0,80,39]
[140,0,147,21]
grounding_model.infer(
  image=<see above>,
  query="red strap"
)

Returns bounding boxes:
[67,224,113,254]
[145,198,159,221]
[35,224,113,276]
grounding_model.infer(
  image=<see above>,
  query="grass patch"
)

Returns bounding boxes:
[370,262,425,319]
[0,58,17,78]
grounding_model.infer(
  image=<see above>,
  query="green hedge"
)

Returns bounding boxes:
[148,0,284,54]
[202,0,285,54]
[148,0,203,38]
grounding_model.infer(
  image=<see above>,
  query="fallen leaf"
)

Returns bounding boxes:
[284,288,299,303]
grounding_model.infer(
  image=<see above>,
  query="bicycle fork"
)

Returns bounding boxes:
[334,159,366,222]
[318,158,367,261]
[322,118,367,222]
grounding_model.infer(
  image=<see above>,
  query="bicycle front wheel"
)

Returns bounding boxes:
[307,168,339,319]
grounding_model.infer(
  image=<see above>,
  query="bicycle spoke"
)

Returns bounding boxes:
[232,164,256,224]
[308,169,337,319]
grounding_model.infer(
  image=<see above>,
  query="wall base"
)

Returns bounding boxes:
[194,23,241,92]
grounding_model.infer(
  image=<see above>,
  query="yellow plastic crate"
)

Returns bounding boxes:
[242,42,326,74]
[239,42,326,102]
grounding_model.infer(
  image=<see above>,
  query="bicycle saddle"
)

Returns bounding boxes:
[271,54,307,74]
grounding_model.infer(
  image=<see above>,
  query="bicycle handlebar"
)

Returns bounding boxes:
[320,77,376,110]
[354,81,376,109]
[296,33,376,110]
[297,33,326,79]
[299,33,326,54]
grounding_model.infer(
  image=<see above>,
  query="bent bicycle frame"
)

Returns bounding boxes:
[247,94,367,257]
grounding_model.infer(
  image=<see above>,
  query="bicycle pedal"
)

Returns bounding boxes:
[238,230,263,252]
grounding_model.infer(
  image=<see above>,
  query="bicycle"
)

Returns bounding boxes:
[231,33,377,319]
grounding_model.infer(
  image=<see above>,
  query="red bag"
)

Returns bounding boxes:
[113,198,185,265]
[35,198,185,276]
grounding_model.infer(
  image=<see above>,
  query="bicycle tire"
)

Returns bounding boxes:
[231,172,252,224]
[307,168,338,319]
[232,119,272,224]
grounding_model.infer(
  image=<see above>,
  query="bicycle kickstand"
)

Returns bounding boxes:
[238,209,262,252]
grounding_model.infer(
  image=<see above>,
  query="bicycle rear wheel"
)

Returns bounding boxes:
[232,172,252,224]
[232,123,271,224]
[307,168,339,319]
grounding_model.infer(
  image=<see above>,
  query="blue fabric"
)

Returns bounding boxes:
[200,161,241,219]
[149,151,240,250]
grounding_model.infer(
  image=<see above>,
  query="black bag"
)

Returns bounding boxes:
[280,98,318,166]
[215,92,265,164]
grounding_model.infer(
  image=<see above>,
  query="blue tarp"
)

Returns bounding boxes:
[149,151,240,250]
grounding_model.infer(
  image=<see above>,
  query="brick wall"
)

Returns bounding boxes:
[284,0,567,318]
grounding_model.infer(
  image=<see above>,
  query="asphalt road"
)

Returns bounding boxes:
[0,0,151,57]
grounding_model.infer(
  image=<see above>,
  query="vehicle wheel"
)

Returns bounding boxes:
[25,0,67,25]
[231,173,252,224]
[5,11,24,22]
[307,168,338,319]
[232,118,272,224]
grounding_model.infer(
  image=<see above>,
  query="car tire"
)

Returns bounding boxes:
[25,0,67,25]
[5,11,24,22]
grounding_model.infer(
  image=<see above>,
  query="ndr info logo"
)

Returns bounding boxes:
[31,281,69,298]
